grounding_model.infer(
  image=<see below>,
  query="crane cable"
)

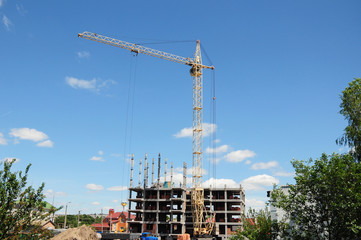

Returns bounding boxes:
[200,44,217,187]
[121,53,138,203]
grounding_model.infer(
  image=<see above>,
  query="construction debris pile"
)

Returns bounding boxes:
[51,225,100,240]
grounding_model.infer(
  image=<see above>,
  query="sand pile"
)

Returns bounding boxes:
[51,225,100,240]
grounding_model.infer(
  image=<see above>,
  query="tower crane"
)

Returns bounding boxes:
[78,31,215,236]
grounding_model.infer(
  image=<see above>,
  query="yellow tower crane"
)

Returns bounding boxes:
[78,31,215,236]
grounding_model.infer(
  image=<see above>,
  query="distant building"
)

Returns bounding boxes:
[267,185,290,222]
[91,209,135,233]
[32,220,56,230]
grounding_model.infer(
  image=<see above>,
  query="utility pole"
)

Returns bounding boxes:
[52,195,55,222]
[101,208,104,233]
[64,202,70,229]
[77,210,81,227]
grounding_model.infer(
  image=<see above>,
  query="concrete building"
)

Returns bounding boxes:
[267,185,290,222]
[127,154,245,240]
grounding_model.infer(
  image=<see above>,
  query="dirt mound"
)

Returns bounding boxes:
[51,225,100,240]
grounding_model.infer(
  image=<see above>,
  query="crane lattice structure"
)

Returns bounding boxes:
[78,31,215,236]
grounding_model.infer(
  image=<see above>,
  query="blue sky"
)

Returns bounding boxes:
[1,0,361,214]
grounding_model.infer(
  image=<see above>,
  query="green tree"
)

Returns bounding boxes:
[271,153,361,240]
[80,214,95,225]
[54,215,77,228]
[230,207,274,240]
[94,215,103,224]
[54,214,95,228]
[0,159,57,239]
[337,78,361,162]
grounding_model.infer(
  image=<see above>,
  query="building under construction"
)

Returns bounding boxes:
[127,154,245,240]
[78,32,245,240]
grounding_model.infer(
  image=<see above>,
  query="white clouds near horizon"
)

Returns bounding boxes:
[107,186,127,191]
[203,175,279,192]
[251,161,278,170]
[202,178,239,188]
[245,198,266,210]
[274,170,294,177]
[85,183,104,191]
[92,201,101,205]
[241,174,279,191]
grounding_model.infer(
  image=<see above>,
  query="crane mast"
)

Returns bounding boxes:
[78,31,214,236]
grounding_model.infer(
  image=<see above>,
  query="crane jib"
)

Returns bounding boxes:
[78,32,214,70]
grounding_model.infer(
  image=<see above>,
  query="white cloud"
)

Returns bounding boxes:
[0,0,6,9]
[245,198,266,210]
[77,51,90,58]
[224,150,256,163]
[9,128,53,147]
[251,161,278,170]
[98,150,103,155]
[16,3,26,15]
[159,173,184,187]
[111,200,119,203]
[202,178,239,188]
[10,128,48,142]
[274,170,294,177]
[214,139,221,144]
[2,158,20,163]
[2,15,12,31]
[92,201,101,205]
[65,76,96,89]
[85,183,104,191]
[241,174,279,191]
[102,206,113,211]
[90,156,104,162]
[36,140,54,148]
[45,189,67,198]
[174,123,216,138]
[173,127,192,138]
[0,132,7,145]
[245,160,252,165]
[107,186,127,191]
[205,145,230,154]
[65,76,116,92]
